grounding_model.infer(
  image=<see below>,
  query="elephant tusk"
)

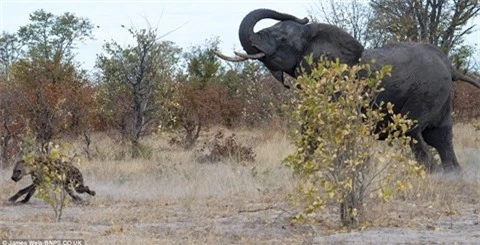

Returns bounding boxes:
[214,51,248,62]
[234,51,265,59]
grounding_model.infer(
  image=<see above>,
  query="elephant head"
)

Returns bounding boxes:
[216,8,365,88]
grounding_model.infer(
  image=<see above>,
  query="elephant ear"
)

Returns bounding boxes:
[307,24,364,66]
[251,20,307,57]
[250,32,277,56]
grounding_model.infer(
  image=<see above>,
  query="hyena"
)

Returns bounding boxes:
[9,156,95,203]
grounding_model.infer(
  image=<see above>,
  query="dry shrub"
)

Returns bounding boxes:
[172,81,243,149]
[197,130,255,164]
[0,227,7,239]
[452,81,480,122]
[235,75,295,128]
[101,225,126,236]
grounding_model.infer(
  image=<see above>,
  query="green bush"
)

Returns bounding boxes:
[284,57,424,228]
[21,137,78,222]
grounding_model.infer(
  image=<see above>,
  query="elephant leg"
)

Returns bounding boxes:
[422,126,461,173]
[410,132,439,173]
[9,184,34,203]
[21,185,37,203]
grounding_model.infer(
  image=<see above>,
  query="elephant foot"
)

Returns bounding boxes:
[422,160,442,174]
[442,164,462,175]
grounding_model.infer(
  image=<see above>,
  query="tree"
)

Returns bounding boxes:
[6,9,95,149]
[0,33,25,164]
[0,32,22,81]
[309,0,372,46]
[184,38,225,89]
[0,81,24,167]
[368,0,480,69]
[369,0,479,49]
[171,39,230,149]
[96,25,181,157]
[18,9,93,69]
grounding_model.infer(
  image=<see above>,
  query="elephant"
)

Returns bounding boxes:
[217,8,480,173]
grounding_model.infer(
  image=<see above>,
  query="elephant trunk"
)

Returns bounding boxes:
[238,9,309,55]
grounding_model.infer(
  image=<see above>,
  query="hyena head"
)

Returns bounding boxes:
[11,160,30,182]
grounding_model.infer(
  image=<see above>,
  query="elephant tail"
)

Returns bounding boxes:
[454,73,480,89]
[239,9,308,54]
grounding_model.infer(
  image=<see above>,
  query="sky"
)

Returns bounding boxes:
[1,0,479,74]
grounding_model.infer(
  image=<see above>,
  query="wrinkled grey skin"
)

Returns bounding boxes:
[224,8,480,173]
[237,9,364,88]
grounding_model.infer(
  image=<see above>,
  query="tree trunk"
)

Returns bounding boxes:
[131,83,146,158]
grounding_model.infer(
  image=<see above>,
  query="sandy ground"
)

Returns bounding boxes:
[0,127,479,244]
[1,173,479,244]
[1,198,479,244]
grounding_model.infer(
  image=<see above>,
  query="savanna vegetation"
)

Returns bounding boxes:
[0,0,479,243]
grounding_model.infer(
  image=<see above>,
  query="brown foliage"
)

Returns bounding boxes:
[234,75,294,127]
[4,58,100,157]
[452,81,480,122]
[197,130,255,164]
[0,81,25,167]
[173,81,243,149]
[171,72,294,149]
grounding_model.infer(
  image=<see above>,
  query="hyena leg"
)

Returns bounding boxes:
[9,184,35,203]
[75,185,96,196]
[65,186,82,202]
[21,185,37,203]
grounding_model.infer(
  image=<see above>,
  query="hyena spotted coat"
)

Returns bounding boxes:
[9,156,95,203]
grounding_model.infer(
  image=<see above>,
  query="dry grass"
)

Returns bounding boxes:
[0,124,479,243]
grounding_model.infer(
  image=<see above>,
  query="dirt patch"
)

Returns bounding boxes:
[0,128,479,244]
[0,196,310,244]
[1,188,479,244]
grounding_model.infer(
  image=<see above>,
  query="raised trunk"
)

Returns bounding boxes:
[238,9,308,55]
